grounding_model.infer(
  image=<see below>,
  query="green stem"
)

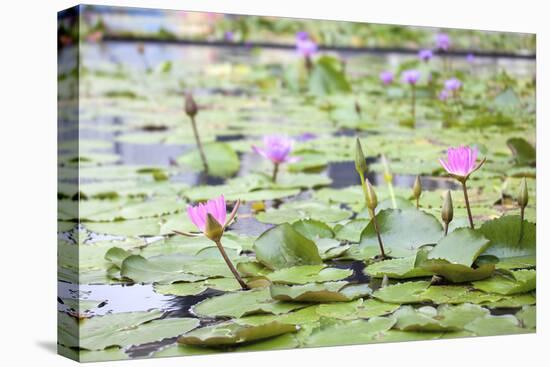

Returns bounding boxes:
[411,85,416,126]
[214,239,249,290]
[461,181,474,229]
[519,207,525,241]
[190,116,209,174]
[272,163,280,183]
[416,197,419,209]
[444,222,449,236]
[370,209,387,259]
[388,182,397,209]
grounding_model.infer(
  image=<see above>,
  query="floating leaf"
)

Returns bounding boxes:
[365,256,434,279]
[266,265,352,285]
[178,320,297,347]
[393,304,489,332]
[177,142,240,177]
[426,228,490,267]
[372,281,431,304]
[479,216,536,260]
[253,223,322,270]
[351,209,443,259]
[472,269,536,295]
[516,305,536,330]
[316,299,400,320]
[506,137,536,166]
[154,278,243,296]
[270,281,371,302]
[192,288,306,318]
[256,201,352,225]
[464,314,529,336]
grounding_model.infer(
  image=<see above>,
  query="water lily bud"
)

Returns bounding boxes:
[204,213,224,242]
[441,190,454,224]
[381,274,389,288]
[185,93,198,118]
[518,177,528,209]
[365,178,378,211]
[355,138,368,177]
[413,176,422,199]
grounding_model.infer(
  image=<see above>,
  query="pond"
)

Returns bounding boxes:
[57,28,536,362]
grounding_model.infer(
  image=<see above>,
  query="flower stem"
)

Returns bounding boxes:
[214,239,249,290]
[370,208,387,259]
[411,85,416,127]
[461,181,474,229]
[190,116,209,174]
[272,163,280,183]
[444,222,449,236]
[519,206,525,241]
[416,197,419,209]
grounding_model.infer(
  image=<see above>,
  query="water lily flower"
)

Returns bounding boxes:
[466,53,475,63]
[402,70,421,125]
[296,32,317,57]
[177,195,248,290]
[418,49,433,62]
[444,78,462,91]
[252,135,300,182]
[224,31,234,42]
[439,89,450,101]
[296,132,317,142]
[379,71,394,85]
[439,146,486,228]
[435,33,451,51]
[401,69,421,85]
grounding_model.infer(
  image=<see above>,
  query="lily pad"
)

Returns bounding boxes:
[479,216,536,260]
[154,278,243,296]
[372,281,431,304]
[516,305,536,330]
[426,228,490,267]
[270,281,371,302]
[316,299,400,320]
[177,142,240,178]
[178,320,297,347]
[192,288,306,318]
[464,314,529,336]
[393,304,489,332]
[266,265,352,285]
[365,256,434,279]
[253,223,322,270]
[352,209,443,259]
[472,269,536,295]
[256,201,352,225]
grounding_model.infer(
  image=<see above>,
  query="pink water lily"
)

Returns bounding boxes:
[439,145,484,180]
[444,78,462,91]
[177,195,248,290]
[435,33,451,51]
[252,136,300,165]
[402,70,421,85]
[187,194,228,232]
[439,145,486,229]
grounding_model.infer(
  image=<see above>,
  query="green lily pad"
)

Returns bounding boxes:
[516,305,536,330]
[464,314,529,336]
[256,201,352,225]
[178,320,298,347]
[270,281,371,302]
[177,142,240,178]
[303,317,396,347]
[420,285,504,305]
[472,269,536,295]
[481,293,536,308]
[192,288,306,318]
[58,345,129,362]
[334,219,370,242]
[372,281,431,304]
[351,209,443,259]
[426,228,491,267]
[84,213,195,237]
[154,278,243,296]
[479,216,536,260]
[58,311,199,351]
[507,137,536,166]
[393,304,489,332]
[316,299,400,320]
[292,219,334,240]
[253,223,322,270]
[266,265,352,285]
[365,256,434,279]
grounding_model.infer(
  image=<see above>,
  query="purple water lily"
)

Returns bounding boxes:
[418,49,433,62]
[435,33,451,51]
[444,78,462,91]
[466,53,475,63]
[439,89,450,101]
[379,71,394,85]
[402,69,421,85]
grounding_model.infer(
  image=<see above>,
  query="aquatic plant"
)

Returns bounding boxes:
[185,93,209,174]
[364,178,386,259]
[176,195,249,290]
[441,190,454,235]
[435,33,451,51]
[296,31,317,72]
[381,154,397,208]
[466,53,476,63]
[418,49,433,62]
[444,78,462,92]
[401,69,421,125]
[252,135,300,183]
[413,175,422,208]
[439,146,486,229]
[379,70,393,85]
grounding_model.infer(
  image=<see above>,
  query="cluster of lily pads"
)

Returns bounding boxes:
[58,24,535,362]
